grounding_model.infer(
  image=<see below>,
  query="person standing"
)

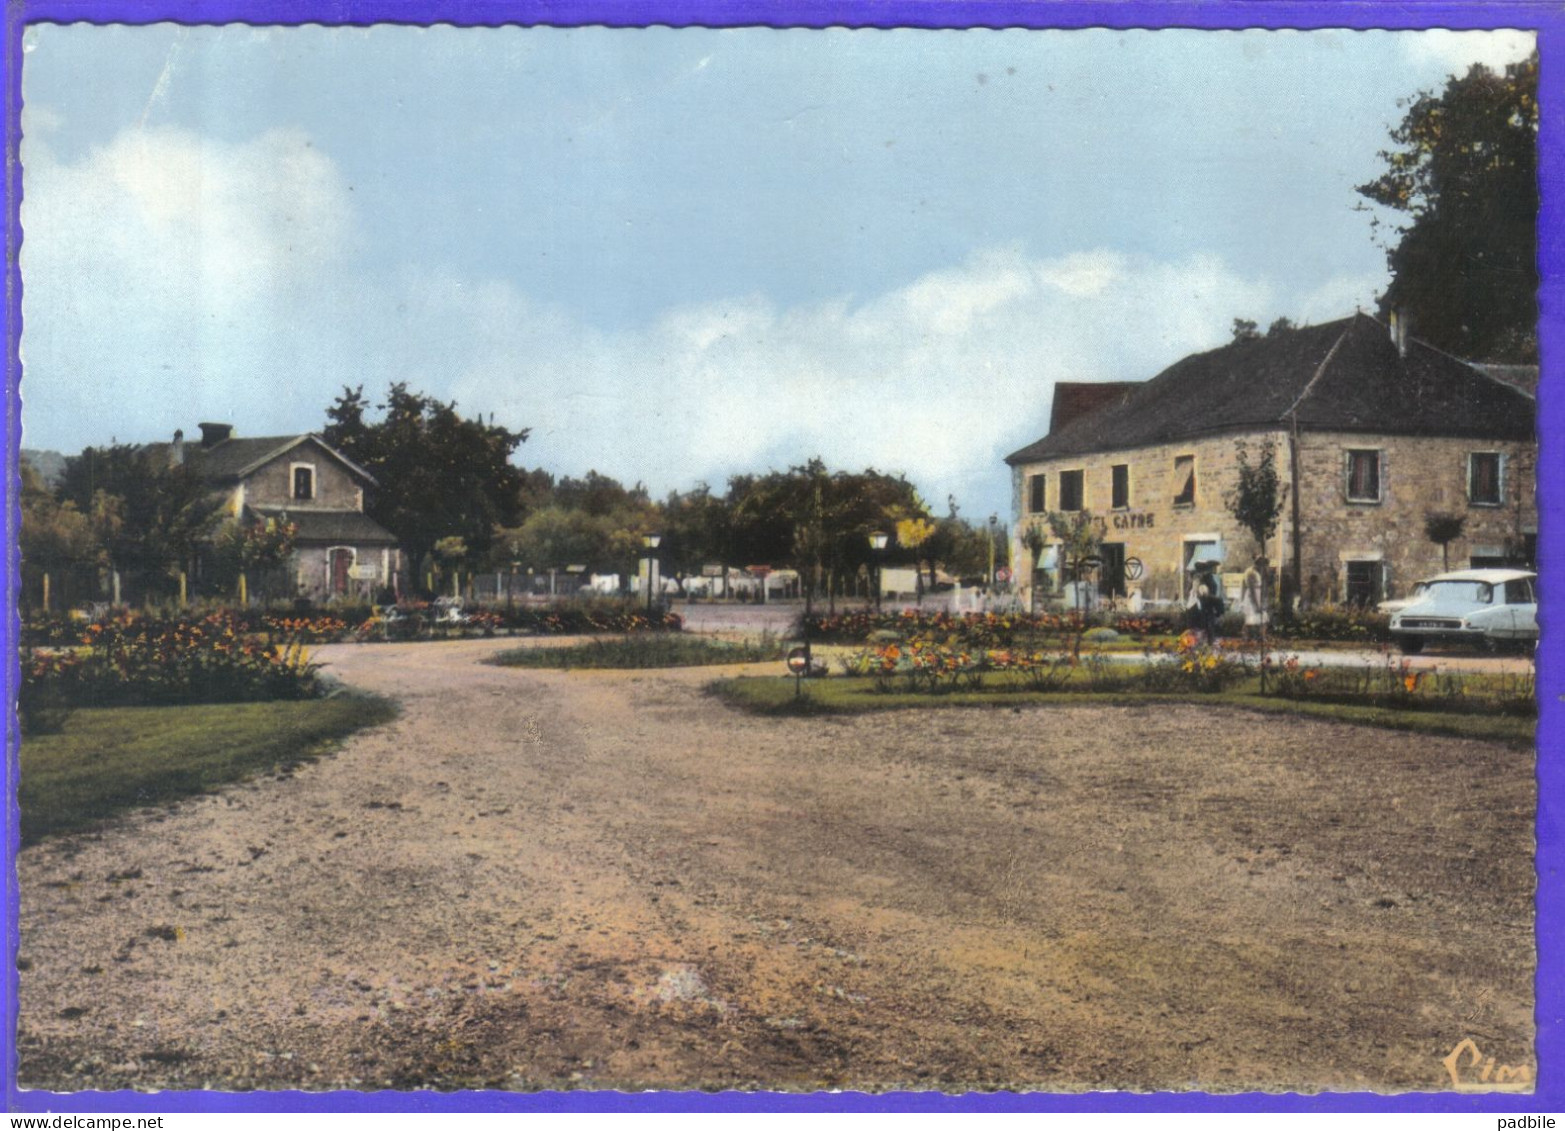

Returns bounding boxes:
[1240,555,1269,640]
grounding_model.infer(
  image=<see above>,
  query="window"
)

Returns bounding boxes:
[1345,450,1381,503]
[1344,560,1382,607]
[1504,577,1535,605]
[1058,469,1084,512]
[1111,464,1130,510]
[292,465,315,501]
[1027,474,1046,514]
[1469,452,1502,505]
[1172,456,1195,507]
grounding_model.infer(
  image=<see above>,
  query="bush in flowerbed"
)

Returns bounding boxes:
[1263,650,1534,716]
[21,610,323,723]
[802,608,1089,648]
[1138,632,1251,693]
[496,600,684,635]
[1271,604,1391,644]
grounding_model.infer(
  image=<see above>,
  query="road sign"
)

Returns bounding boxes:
[995,567,1012,583]
[786,646,811,674]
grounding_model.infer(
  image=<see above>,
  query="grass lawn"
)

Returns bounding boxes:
[19,695,397,844]
[709,674,1535,746]
[488,634,784,669]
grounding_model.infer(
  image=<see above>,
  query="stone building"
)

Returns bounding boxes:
[163,423,402,602]
[1004,313,1537,610]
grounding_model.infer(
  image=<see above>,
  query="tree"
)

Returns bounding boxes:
[1266,317,1297,337]
[21,461,96,607]
[1424,511,1467,572]
[1231,318,1261,343]
[21,461,95,573]
[324,384,529,590]
[212,516,297,600]
[1357,53,1538,362]
[58,445,220,593]
[1047,510,1102,611]
[1224,438,1283,556]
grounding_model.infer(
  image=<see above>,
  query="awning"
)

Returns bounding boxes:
[1185,541,1224,570]
[1039,547,1060,570]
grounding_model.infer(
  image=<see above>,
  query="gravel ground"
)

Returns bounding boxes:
[17,636,1534,1094]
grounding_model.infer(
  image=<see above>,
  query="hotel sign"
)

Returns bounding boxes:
[1091,511,1157,531]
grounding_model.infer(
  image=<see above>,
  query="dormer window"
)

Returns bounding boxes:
[292,464,316,501]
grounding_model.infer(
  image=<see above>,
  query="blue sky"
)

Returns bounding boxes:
[18,23,1536,520]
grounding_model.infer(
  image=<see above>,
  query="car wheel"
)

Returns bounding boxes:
[1397,636,1424,655]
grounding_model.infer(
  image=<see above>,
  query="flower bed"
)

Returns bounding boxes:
[22,600,685,649]
[838,631,1250,696]
[801,609,1165,647]
[1263,650,1534,716]
[21,611,323,730]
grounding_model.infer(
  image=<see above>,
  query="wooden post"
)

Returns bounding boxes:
[239,571,248,607]
[42,571,50,612]
[179,571,188,607]
[112,570,121,607]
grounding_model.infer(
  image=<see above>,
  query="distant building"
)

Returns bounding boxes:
[1005,313,1537,610]
[159,423,401,601]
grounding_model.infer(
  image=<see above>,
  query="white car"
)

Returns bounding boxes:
[1388,568,1538,653]
[1377,580,1430,616]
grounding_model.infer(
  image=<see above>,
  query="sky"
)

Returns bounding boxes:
[16,22,1537,522]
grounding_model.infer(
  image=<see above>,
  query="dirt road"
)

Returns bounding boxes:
[17,637,1535,1093]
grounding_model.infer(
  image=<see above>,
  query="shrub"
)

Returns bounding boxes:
[1272,604,1390,643]
[1140,632,1250,693]
[21,611,323,713]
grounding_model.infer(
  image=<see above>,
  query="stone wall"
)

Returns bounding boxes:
[292,544,400,602]
[244,439,367,511]
[1292,431,1536,605]
[1010,426,1536,609]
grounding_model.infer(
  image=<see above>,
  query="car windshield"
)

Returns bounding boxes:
[1423,580,1494,605]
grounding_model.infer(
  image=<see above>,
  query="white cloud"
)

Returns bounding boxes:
[20,125,354,440]
[21,122,1368,520]
[439,246,1285,515]
[1401,29,1535,76]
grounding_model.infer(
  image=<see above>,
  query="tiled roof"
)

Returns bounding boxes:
[247,506,398,546]
[146,433,379,487]
[1005,313,1536,464]
[1049,382,1140,435]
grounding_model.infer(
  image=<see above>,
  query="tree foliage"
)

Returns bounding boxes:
[1225,438,1283,555]
[57,445,219,577]
[1357,54,1538,362]
[323,384,529,583]
[1424,510,1467,572]
[20,461,95,571]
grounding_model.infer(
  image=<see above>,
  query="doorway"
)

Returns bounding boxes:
[1099,542,1126,599]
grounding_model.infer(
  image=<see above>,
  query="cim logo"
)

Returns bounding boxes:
[1442,1037,1533,1092]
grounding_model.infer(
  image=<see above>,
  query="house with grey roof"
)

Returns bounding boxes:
[167,422,401,602]
[1005,312,1537,610]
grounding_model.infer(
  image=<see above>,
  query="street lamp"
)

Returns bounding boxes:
[868,530,889,613]
[987,513,999,590]
[507,559,519,613]
[642,533,662,612]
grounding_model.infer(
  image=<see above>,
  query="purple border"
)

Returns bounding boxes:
[3,0,1559,1114]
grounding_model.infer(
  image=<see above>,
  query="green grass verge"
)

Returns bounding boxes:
[488,634,784,670]
[707,675,1534,746]
[19,695,398,844]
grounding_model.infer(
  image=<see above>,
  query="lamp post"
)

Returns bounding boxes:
[868,530,889,613]
[642,533,662,613]
[987,513,999,591]
[507,559,518,613]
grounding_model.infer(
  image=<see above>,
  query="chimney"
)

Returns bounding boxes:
[199,422,233,448]
[170,429,185,466]
[1389,308,1410,359]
